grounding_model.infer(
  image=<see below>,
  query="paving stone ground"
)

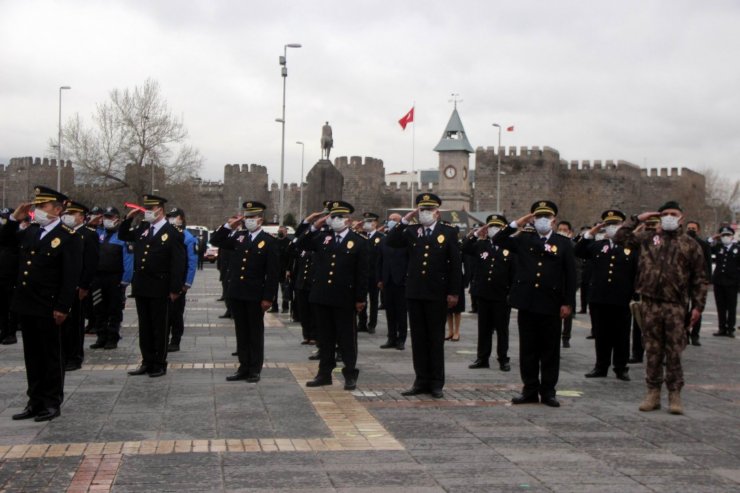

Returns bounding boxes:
[0,265,738,492]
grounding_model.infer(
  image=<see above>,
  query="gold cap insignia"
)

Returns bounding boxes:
[51,238,61,248]
[246,202,252,208]
[35,187,40,194]
[423,194,430,200]
[161,233,168,242]
[539,201,546,207]
[437,234,445,244]
[608,211,614,217]
[258,240,265,249]
[333,202,339,208]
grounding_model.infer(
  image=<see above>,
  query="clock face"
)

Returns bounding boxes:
[444,166,457,179]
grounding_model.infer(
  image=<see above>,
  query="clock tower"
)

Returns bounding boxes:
[434,106,473,210]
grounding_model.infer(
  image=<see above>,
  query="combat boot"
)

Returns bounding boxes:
[668,391,683,415]
[638,388,661,412]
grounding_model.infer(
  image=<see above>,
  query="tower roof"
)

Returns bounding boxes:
[433,107,474,153]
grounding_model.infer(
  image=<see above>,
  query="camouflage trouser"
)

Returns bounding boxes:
[641,298,688,391]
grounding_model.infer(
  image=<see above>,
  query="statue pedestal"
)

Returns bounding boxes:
[304,159,344,214]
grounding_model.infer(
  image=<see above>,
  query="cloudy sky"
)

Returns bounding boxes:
[1,0,739,186]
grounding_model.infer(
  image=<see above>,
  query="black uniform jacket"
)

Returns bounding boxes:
[295,227,369,308]
[493,227,577,316]
[77,225,100,290]
[461,236,515,302]
[210,227,280,302]
[0,220,82,317]
[574,238,637,306]
[712,242,740,286]
[118,218,186,298]
[386,222,462,302]
[377,235,409,286]
[364,230,385,284]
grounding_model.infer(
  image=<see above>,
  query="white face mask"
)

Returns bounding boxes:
[721,236,733,246]
[660,215,680,231]
[595,232,606,241]
[61,214,78,228]
[362,222,375,232]
[103,218,118,230]
[386,220,398,230]
[244,218,260,232]
[534,217,552,235]
[0,218,7,226]
[418,210,436,226]
[487,226,501,238]
[34,208,57,227]
[168,217,183,227]
[331,216,348,232]
[144,210,158,222]
[605,224,621,239]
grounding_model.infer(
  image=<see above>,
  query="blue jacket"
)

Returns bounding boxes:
[183,229,198,286]
[96,227,134,284]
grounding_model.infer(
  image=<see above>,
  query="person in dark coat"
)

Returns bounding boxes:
[387,193,462,399]
[711,226,739,338]
[492,200,577,408]
[0,207,20,345]
[377,213,409,350]
[1,186,82,422]
[685,221,713,345]
[357,212,384,334]
[118,195,186,378]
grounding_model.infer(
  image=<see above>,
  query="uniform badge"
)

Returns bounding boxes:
[653,235,661,246]
[734,249,738,254]
[347,240,355,249]
[238,235,245,243]
[374,237,380,244]
[323,236,332,245]
[161,233,168,242]
[624,248,631,256]
[480,252,489,260]
[551,245,557,253]
[437,234,445,244]
[257,240,265,249]
[51,238,61,248]
[601,244,609,253]
[503,249,510,257]
[141,229,149,238]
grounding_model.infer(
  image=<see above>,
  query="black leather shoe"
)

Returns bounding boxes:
[713,331,727,337]
[104,339,118,350]
[396,343,405,350]
[562,340,571,348]
[468,360,490,369]
[728,332,736,338]
[218,312,232,319]
[344,378,357,391]
[12,406,39,420]
[148,369,167,378]
[89,338,106,349]
[541,396,560,408]
[167,343,180,352]
[246,374,261,383]
[615,370,631,381]
[128,365,149,376]
[499,362,511,372]
[586,334,595,340]
[34,407,61,421]
[308,353,321,360]
[585,369,608,378]
[306,376,332,387]
[64,362,82,372]
[511,394,539,405]
[226,372,248,381]
[690,338,701,346]
[231,351,238,356]
[380,342,396,349]
[430,389,444,399]
[401,387,425,396]
[1,334,18,345]
[216,297,225,301]
[367,326,376,334]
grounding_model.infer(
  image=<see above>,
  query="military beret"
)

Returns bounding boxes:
[658,200,682,212]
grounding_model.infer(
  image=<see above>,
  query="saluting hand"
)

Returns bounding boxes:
[637,211,660,222]
[126,208,143,220]
[477,225,488,239]
[314,213,330,228]
[588,222,605,237]
[11,202,33,221]
[227,215,243,229]
[515,213,535,228]
[403,208,419,223]
[305,211,324,223]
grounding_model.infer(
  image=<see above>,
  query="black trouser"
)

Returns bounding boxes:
[0,283,17,339]
[93,273,125,341]
[358,281,380,328]
[169,292,187,345]
[230,299,265,376]
[134,296,170,372]
[590,303,631,372]
[314,304,358,380]
[61,295,83,366]
[517,309,561,399]
[476,300,510,363]
[690,312,702,339]
[197,255,204,270]
[714,283,738,334]
[295,289,315,341]
[272,279,291,311]
[579,284,589,312]
[19,314,64,409]
[631,317,644,359]
[561,313,573,341]
[383,281,407,345]
[407,298,446,391]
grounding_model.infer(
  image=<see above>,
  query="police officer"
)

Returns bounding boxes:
[60,201,100,371]
[711,226,739,338]
[119,195,186,377]
[1,186,82,421]
[556,221,576,348]
[358,212,384,334]
[90,207,132,350]
[297,200,368,391]
[210,201,279,382]
[387,193,462,399]
[493,200,577,408]
[377,213,409,350]
[290,220,317,345]
[0,207,19,345]
[685,221,712,345]
[165,207,198,352]
[575,210,637,381]
[463,214,514,372]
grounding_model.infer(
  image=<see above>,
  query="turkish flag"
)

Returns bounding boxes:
[398,107,414,130]
[507,125,514,132]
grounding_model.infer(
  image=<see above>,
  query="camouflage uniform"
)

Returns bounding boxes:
[615,219,708,391]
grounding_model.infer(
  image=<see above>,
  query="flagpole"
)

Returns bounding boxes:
[410,102,415,209]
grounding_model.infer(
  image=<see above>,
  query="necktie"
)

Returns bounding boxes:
[149,226,155,238]
[540,236,547,242]
[245,234,252,247]
[335,234,341,245]
[36,226,45,241]
[425,228,432,237]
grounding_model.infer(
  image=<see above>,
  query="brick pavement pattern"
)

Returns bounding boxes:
[0,265,738,492]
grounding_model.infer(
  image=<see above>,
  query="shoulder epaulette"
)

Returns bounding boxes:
[63,225,76,234]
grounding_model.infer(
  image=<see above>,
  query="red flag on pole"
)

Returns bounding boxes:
[506,125,514,132]
[398,107,414,130]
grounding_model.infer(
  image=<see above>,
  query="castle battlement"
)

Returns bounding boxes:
[385,182,435,192]
[641,167,696,178]
[269,182,303,192]
[561,159,641,171]
[334,156,384,170]
[475,145,560,160]
[224,163,268,175]
[4,156,73,170]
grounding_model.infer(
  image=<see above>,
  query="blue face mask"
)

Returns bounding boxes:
[386,220,398,230]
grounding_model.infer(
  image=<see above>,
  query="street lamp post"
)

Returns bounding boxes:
[296,141,305,219]
[57,86,71,190]
[278,43,302,226]
[492,123,502,212]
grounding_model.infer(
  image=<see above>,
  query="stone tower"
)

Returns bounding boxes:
[434,107,473,210]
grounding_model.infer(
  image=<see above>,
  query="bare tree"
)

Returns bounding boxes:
[51,78,203,197]
[702,167,740,226]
